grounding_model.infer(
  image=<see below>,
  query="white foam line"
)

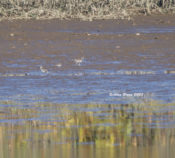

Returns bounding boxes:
[0,73,28,77]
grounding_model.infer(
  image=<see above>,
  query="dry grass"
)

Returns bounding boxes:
[0,0,175,20]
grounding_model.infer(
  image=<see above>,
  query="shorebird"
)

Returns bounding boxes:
[40,66,48,73]
[74,57,84,66]
[56,63,62,67]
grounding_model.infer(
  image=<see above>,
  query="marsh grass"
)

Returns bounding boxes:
[1,100,175,147]
[0,0,175,20]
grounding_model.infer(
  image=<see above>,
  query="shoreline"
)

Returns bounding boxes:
[0,14,175,31]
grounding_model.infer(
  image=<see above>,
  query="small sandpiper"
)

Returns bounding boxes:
[74,57,84,66]
[40,66,48,73]
[56,63,62,67]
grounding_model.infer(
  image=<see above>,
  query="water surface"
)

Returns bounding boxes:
[0,18,175,158]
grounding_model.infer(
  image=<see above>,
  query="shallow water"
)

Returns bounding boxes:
[0,26,175,104]
[0,18,175,157]
[56,26,175,34]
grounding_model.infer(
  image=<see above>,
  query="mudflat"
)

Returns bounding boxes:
[0,15,175,103]
[0,15,175,158]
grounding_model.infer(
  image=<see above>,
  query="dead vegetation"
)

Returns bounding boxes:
[0,0,175,20]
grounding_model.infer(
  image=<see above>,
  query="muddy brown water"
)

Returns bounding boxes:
[0,15,175,158]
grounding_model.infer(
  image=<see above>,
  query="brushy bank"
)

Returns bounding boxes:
[0,0,175,20]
